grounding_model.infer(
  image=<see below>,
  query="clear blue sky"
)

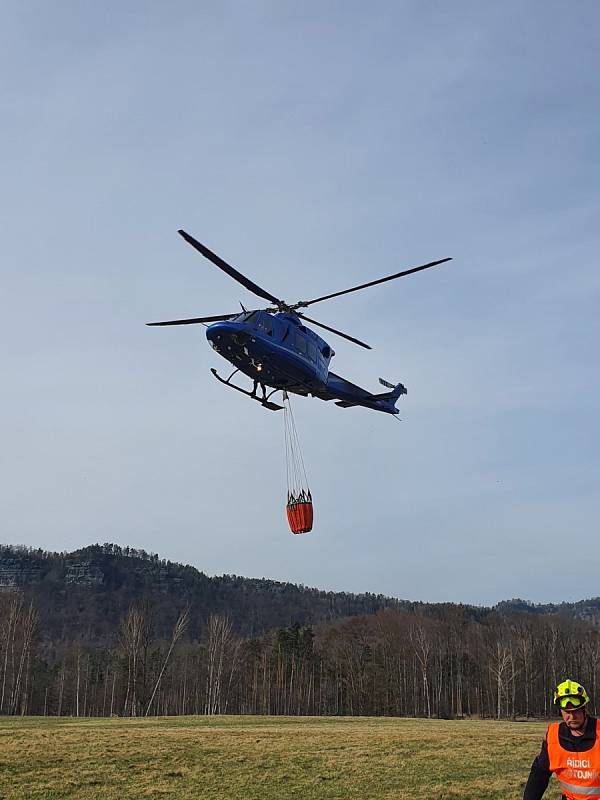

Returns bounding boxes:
[2,1,599,605]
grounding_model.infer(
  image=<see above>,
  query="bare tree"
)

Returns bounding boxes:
[488,638,513,719]
[0,594,38,716]
[410,621,432,718]
[0,593,21,713]
[145,608,189,716]
[205,614,233,715]
[120,602,151,716]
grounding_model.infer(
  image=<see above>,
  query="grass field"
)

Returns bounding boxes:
[0,715,562,800]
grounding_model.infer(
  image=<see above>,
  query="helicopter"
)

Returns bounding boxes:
[147,230,451,414]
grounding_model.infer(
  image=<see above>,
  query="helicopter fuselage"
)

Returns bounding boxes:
[206,310,405,414]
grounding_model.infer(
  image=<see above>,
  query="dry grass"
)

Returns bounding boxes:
[0,715,562,800]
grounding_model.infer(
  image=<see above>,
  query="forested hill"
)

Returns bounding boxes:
[0,543,414,642]
[4,543,600,720]
[2,544,600,645]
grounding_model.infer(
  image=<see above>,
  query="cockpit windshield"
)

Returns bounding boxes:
[235,311,259,324]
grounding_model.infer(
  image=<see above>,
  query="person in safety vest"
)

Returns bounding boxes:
[523,679,600,800]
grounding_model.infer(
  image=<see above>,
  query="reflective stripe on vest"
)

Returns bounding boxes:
[547,719,600,800]
[559,783,600,797]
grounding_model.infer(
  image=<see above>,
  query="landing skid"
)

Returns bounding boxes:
[210,368,284,411]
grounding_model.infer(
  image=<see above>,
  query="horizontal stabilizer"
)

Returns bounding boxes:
[314,372,407,414]
[379,377,395,389]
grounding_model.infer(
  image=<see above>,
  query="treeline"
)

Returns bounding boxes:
[2,590,600,719]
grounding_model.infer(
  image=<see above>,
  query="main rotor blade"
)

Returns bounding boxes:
[297,313,371,350]
[147,313,239,326]
[178,229,283,306]
[297,257,452,308]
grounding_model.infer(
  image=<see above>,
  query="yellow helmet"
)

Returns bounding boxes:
[553,679,590,709]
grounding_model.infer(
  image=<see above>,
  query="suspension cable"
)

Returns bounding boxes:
[283,392,311,502]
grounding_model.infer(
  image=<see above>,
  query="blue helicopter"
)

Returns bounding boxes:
[148,230,451,414]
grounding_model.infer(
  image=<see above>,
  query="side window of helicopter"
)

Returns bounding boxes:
[295,333,307,355]
[307,341,317,362]
[257,316,273,336]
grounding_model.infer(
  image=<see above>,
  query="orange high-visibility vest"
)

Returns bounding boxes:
[547,719,600,799]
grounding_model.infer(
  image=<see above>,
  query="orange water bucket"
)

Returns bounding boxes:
[286,501,313,534]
